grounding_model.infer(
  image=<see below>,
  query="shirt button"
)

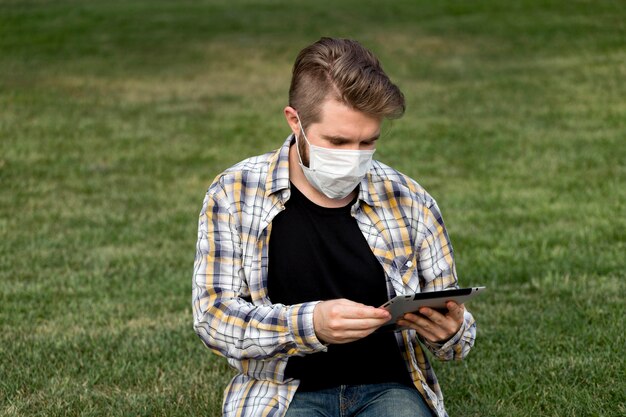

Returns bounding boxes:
[406,261,413,267]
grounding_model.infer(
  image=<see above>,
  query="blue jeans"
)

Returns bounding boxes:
[284,383,434,417]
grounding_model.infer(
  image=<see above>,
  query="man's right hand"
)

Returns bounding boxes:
[313,299,392,344]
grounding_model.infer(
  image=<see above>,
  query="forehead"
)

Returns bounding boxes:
[315,99,382,139]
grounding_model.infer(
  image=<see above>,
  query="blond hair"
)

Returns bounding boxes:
[289,37,405,129]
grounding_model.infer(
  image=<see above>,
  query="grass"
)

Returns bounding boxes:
[1,0,625,416]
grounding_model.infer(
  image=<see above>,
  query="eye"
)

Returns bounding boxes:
[329,138,349,146]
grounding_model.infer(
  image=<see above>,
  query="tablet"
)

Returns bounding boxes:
[379,286,486,330]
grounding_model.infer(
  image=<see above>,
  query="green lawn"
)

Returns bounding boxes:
[1,1,624,416]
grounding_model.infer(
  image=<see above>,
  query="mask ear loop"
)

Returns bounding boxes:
[294,113,310,168]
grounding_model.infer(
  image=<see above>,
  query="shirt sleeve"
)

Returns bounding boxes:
[417,198,477,360]
[192,180,327,360]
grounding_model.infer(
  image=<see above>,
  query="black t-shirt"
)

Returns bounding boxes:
[267,183,412,391]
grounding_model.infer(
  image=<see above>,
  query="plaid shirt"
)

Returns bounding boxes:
[193,135,476,417]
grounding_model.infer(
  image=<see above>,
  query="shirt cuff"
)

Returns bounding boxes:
[288,301,328,354]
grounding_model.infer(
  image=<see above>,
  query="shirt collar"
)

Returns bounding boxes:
[358,174,379,207]
[265,135,293,197]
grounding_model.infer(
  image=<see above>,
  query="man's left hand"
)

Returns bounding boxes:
[396,301,464,343]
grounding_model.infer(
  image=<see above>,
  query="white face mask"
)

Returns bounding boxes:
[295,115,375,199]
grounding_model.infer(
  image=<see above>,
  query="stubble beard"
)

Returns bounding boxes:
[297,132,310,167]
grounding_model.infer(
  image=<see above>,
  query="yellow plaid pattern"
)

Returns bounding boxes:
[192,136,476,417]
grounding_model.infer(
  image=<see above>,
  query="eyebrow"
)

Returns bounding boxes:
[321,133,380,142]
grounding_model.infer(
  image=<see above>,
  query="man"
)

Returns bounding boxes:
[193,37,476,417]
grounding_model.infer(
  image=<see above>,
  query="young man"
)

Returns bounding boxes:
[193,37,476,417]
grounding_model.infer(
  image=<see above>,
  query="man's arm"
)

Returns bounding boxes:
[192,181,326,360]
[408,198,477,360]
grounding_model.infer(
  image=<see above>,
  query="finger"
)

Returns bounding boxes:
[322,306,390,330]
[340,317,392,330]
[323,321,387,343]
[446,302,465,321]
[417,308,459,335]
[358,307,392,319]
[418,307,445,324]
[338,304,391,320]
[444,301,460,314]
[319,300,388,320]
[402,312,429,326]
[400,313,453,341]
[397,319,440,341]
[400,313,435,333]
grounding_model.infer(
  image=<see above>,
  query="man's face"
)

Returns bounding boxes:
[298,99,382,167]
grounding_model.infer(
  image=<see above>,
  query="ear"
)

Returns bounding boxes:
[283,106,300,137]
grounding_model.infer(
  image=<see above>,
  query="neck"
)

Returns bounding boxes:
[288,141,357,208]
